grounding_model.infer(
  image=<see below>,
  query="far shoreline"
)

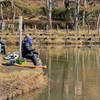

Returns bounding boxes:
[1,32,100,45]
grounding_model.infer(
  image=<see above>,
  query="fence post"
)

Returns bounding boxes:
[88,25,90,34]
[24,25,26,35]
[46,24,48,33]
[98,25,100,35]
[34,25,37,32]
[57,24,59,31]
[66,25,69,34]
[78,25,80,36]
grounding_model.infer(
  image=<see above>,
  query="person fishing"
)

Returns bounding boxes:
[22,35,39,66]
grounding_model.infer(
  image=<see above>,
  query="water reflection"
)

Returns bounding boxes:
[11,45,100,100]
[40,45,100,100]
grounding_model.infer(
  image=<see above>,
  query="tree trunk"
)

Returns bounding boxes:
[46,0,52,29]
[74,0,80,29]
[12,11,15,34]
[82,0,86,26]
[11,1,15,34]
[96,10,100,30]
[0,3,3,20]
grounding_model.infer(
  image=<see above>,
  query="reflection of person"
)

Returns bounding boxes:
[0,37,7,55]
[22,35,39,66]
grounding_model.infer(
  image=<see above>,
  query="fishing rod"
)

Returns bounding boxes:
[40,51,72,58]
[40,55,77,63]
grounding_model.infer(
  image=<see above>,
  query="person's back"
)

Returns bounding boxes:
[22,36,39,66]
[22,40,34,58]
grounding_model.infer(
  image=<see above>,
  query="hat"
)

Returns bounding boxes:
[24,36,32,44]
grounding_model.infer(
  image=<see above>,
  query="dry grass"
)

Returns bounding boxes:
[0,53,47,99]
[72,29,98,35]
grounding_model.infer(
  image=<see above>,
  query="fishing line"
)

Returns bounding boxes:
[40,51,71,58]
[40,55,76,63]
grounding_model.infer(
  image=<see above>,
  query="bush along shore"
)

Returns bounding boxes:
[0,65,48,100]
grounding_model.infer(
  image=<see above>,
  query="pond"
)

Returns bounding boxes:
[12,44,100,100]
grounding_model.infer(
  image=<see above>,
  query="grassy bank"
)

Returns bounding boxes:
[1,29,100,45]
[0,64,47,99]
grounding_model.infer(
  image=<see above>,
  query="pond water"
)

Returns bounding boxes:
[12,45,100,100]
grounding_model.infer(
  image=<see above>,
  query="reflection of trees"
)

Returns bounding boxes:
[40,45,100,100]
[81,48,85,100]
[73,48,82,99]
[48,51,51,100]
[65,46,100,100]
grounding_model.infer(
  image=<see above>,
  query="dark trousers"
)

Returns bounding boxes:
[1,45,7,55]
[26,54,39,66]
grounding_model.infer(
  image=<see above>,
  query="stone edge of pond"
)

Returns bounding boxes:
[2,35,100,45]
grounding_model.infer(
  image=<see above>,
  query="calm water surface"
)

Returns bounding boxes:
[13,45,100,100]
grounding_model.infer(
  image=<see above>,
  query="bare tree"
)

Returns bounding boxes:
[11,0,15,34]
[74,0,80,29]
[96,10,100,30]
[46,0,52,29]
[82,0,86,26]
[0,3,3,20]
